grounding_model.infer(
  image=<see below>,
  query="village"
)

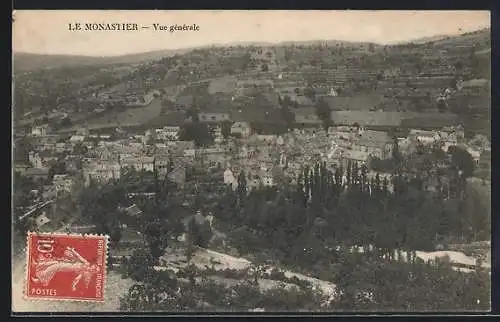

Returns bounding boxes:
[15,97,491,266]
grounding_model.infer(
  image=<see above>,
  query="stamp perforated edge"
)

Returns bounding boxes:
[22,231,110,303]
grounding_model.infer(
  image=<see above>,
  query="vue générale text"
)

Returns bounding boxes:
[68,23,201,32]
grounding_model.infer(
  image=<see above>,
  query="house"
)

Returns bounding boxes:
[197,147,228,165]
[154,157,170,175]
[155,126,180,141]
[69,135,86,143]
[223,168,238,190]
[466,147,482,165]
[278,152,288,168]
[230,122,252,138]
[354,130,394,160]
[28,151,55,168]
[198,112,231,123]
[120,156,155,172]
[327,87,338,96]
[439,132,460,152]
[329,128,356,149]
[31,125,51,137]
[409,129,440,145]
[213,126,224,143]
[52,174,74,193]
[440,124,465,143]
[342,150,370,165]
[55,142,73,153]
[82,161,121,187]
[35,213,52,228]
[163,126,181,139]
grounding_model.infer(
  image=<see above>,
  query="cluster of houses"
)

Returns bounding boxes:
[81,129,190,187]
[20,104,490,201]
[217,119,490,196]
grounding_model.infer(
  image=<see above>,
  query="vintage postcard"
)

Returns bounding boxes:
[12,10,491,313]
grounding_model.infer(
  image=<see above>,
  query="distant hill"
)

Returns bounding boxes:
[402,34,451,45]
[12,48,193,72]
[13,28,490,72]
[431,28,490,47]
[398,28,490,46]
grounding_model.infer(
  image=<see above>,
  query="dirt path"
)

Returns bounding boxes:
[160,246,337,300]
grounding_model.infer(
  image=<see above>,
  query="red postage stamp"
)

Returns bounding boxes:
[25,232,108,302]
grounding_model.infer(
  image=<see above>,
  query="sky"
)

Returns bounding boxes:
[13,10,490,57]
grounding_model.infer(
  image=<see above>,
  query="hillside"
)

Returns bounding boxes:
[12,48,193,72]
[431,28,490,47]
[14,28,489,73]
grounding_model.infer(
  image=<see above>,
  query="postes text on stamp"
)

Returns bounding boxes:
[25,232,108,302]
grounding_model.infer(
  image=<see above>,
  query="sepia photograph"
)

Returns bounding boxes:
[12,10,491,313]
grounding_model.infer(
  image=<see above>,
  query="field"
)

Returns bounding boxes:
[208,76,238,95]
[62,98,165,132]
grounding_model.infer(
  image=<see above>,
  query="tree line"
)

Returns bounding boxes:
[213,156,488,266]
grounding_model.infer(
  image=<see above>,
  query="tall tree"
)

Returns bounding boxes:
[237,170,247,202]
[448,146,476,179]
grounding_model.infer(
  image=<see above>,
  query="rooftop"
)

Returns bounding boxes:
[409,129,438,137]
[343,150,370,162]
